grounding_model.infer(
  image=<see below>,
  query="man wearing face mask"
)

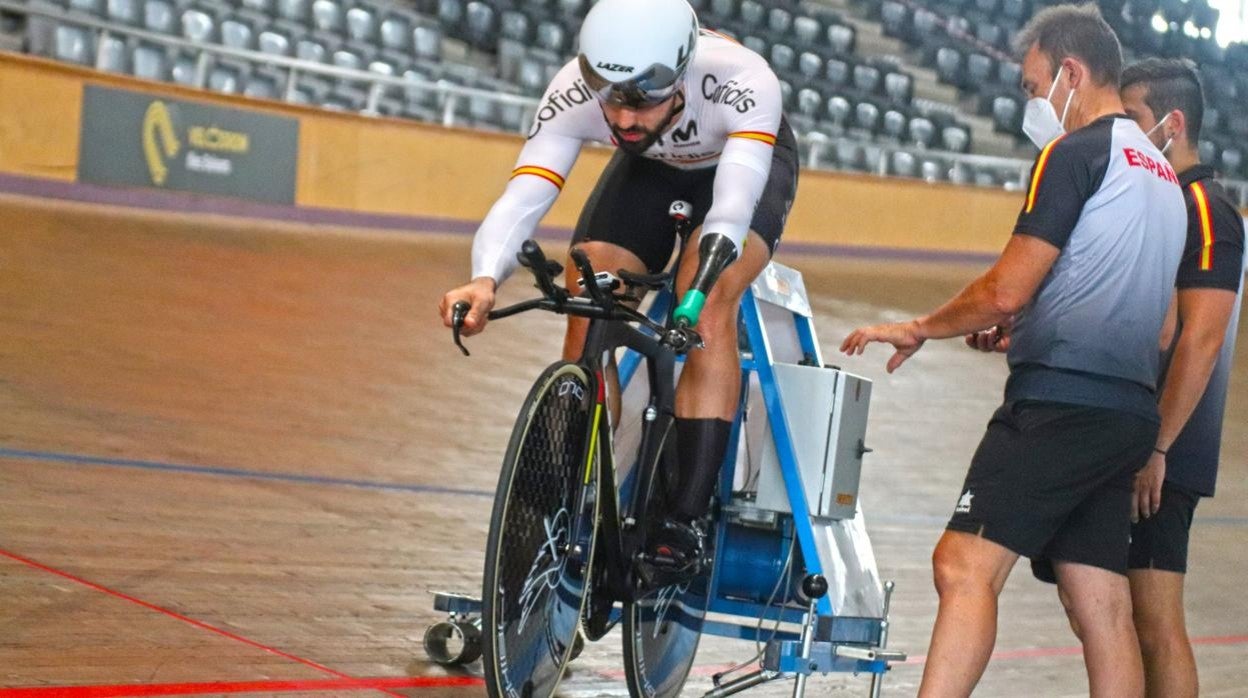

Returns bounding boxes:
[840,5,1186,696]
[1117,58,1241,698]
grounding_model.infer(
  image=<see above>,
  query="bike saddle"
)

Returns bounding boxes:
[618,269,671,291]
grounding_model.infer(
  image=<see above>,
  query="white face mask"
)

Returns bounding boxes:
[1146,113,1173,156]
[1022,67,1075,150]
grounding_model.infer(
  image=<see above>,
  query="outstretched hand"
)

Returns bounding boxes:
[840,320,926,373]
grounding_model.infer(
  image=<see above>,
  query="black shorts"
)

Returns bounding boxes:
[1126,480,1200,573]
[944,400,1158,583]
[571,119,798,273]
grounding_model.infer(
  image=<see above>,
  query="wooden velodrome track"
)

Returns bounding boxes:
[1,191,1245,697]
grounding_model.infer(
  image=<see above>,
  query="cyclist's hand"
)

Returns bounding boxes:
[440,277,496,337]
[840,320,926,373]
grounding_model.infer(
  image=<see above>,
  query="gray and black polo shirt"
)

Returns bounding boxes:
[1005,115,1187,421]
[1159,164,1245,496]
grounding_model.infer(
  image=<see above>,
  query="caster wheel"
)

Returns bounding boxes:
[424,619,483,665]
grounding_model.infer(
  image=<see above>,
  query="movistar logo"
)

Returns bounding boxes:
[142,101,180,186]
[596,62,634,72]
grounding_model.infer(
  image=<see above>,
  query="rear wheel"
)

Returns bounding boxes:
[482,362,601,698]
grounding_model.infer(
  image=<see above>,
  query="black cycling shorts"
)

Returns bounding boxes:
[571,118,798,273]
[1126,480,1200,574]
[943,400,1158,583]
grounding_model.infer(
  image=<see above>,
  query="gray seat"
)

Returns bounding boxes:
[437,0,463,27]
[935,47,963,86]
[311,0,343,33]
[973,168,999,187]
[884,71,912,103]
[941,125,970,152]
[295,36,327,62]
[834,140,865,171]
[797,51,822,79]
[221,17,255,50]
[97,34,129,72]
[853,64,881,93]
[796,87,822,119]
[992,95,1021,134]
[891,151,918,178]
[908,116,935,147]
[742,35,766,56]
[1222,148,1243,176]
[825,57,850,87]
[143,0,174,33]
[244,75,280,99]
[369,59,396,75]
[53,23,93,64]
[854,101,880,133]
[769,43,795,72]
[827,23,854,55]
[331,48,362,70]
[495,37,526,82]
[792,16,820,47]
[346,7,377,43]
[1198,139,1216,164]
[739,0,764,28]
[881,1,909,38]
[106,0,140,25]
[778,79,793,109]
[380,15,410,50]
[998,61,1022,87]
[768,8,791,34]
[276,0,307,22]
[921,159,944,182]
[181,9,216,43]
[499,10,530,43]
[557,0,585,18]
[967,53,994,85]
[464,1,494,47]
[67,0,104,16]
[516,56,546,95]
[412,23,441,60]
[208,61,246,93]
[948,161,971,185]
[709,0,737,20]
[403,68,437,108]
[258,29,291,55]
[535,20,566,53]
[882,108,908,140]
[170,52,198,85]
[913,9,939,36]
[131,42,166,80]
[825,94,852,129]
[240,0,273,14]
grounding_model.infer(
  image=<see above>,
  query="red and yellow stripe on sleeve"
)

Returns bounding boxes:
[1190,181,1215,271]
[511,165,566,190]
[1024,134,1066,214]
[728,131,777,146]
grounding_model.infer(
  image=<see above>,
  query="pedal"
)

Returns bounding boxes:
[833,645,908,663]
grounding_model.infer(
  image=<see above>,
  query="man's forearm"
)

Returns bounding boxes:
[1155,331,1224,451]
[915,274,1016,341]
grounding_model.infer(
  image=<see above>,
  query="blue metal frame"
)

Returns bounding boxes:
[615,286,888,680]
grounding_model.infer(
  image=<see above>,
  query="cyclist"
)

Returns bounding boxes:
[438,0,798,581]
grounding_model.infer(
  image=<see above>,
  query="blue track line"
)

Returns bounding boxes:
[0,447,494,498]
[2,446,1246,527]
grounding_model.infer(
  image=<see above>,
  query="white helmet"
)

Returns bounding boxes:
[577,0,699,108]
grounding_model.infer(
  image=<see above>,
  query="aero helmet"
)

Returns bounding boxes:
[577,0,700,108]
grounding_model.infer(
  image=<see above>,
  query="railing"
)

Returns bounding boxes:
[4,0,1248,203]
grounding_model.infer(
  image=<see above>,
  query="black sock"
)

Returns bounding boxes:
[672,417,733,521]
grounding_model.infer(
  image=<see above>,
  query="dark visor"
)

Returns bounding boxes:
[578,54,683,108]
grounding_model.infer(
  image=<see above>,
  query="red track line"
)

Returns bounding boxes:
[0,676,484,697]
[0,549,407,698]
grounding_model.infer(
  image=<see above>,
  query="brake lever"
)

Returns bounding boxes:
[451,301,471,357]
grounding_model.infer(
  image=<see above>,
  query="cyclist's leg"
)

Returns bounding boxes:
[560,241,648,362]
[664,117,797,525]
[668,228,772,522]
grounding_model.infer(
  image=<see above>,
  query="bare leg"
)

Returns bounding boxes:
[1129,569,1197,698]
[673,229,771,419]
[918,531,1018,698]
[561,241,649,421]
[1055,561,1145,698]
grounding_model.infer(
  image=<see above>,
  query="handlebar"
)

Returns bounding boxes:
[449,240,703,357]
